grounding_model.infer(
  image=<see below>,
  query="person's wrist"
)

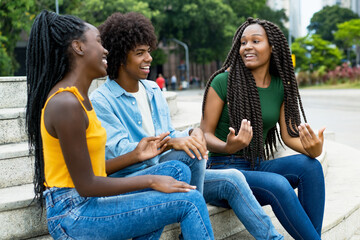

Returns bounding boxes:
[188,128,194,136]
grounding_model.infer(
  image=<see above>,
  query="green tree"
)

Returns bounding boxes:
[144,0,237,64]
[256,5,289,39]
[0,34,12,76]
[334,19,360,65]
[291,34,343,72]
[307,5,359,42]
[0,0,35,76]
[73,0,158,27]
[223,0,266,25]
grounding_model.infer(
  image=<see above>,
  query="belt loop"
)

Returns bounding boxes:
[45,189,54,208]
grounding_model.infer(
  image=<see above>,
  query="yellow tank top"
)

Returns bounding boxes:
[41,87,107,188]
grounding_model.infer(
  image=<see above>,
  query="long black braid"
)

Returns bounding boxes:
[26,10,87,206]
[202,17,307,168]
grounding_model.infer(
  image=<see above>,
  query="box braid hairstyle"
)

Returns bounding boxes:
[98,12,157,80]
[202,17,307,168]
[26,10,88,205]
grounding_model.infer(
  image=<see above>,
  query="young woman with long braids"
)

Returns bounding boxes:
[26,10,215,239]
[201,17,325,239]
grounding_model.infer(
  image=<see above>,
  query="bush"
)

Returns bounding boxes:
[323,63,360,84]
[297,63,360,87]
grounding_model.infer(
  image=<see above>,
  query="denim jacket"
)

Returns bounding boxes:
[90,78,189,176]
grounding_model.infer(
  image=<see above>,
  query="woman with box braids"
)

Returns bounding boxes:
[26,10,214,240]
[201,17,325,239]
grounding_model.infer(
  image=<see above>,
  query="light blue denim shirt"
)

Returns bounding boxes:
[90,78,190,177]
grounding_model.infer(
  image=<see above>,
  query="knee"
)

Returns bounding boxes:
[183,189,207,207]
[263,175,294,198]
[163,160,191,183]
[296,155,324,178]
[216,169,249,194]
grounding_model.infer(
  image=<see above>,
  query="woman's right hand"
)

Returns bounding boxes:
[225,119,253,154]
[150,175,196,193]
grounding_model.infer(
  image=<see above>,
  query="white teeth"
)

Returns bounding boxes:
[141,66,150,69]
[246,54,255,57]
[102,59,107,64]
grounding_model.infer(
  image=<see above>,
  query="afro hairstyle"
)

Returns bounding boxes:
[98,12,157,80]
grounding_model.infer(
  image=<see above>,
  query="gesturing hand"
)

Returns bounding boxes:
[150,175,196,193]
[225,119,253,154]
[135,132,170,162]
[168,128,208,160]
[298,123,325,158]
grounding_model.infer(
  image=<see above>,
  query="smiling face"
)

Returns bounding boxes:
[81,24,108,78]
[120,44,152,83]
[239,24,272,72]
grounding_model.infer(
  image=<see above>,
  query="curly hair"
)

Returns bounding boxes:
[202,17,307,168]
[26,10,87,206]
[98,12,157,80]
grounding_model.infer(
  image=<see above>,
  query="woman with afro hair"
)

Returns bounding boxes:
[201,18,326,239]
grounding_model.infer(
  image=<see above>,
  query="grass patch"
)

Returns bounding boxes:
[300,81,360,89]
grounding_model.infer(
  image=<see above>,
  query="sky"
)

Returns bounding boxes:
[300,0,323,36]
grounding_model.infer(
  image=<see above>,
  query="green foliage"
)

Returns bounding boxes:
[223,0,266,25]
[151,48,167,66]
[334,19,360,47]
[308,5,359,42]
[291,34,343,72]
[256,5,289,39]
[144,0,238,64]
[0,0,287,75]
[73,0,159,27]
[0,0,35,76]
[0,34,12,76]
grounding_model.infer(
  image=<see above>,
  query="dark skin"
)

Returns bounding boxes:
[115,45,208,162]
[44,24,195,197]
[201,24,325,158]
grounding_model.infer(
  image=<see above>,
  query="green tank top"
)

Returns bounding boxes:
[209,72,284,157]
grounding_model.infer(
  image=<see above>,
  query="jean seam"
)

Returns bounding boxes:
[151,162,186,182]
[71,199,211,239]
[205,178,271,230]
[251,186,304,240]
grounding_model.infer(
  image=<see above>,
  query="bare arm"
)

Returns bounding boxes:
[46,93,194,197]
[200,87,253,154]
[279,103,325,158]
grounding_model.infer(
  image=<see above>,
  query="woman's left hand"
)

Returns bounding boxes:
[298,123,326,158]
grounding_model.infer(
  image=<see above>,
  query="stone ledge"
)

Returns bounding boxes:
[0,142,29,160]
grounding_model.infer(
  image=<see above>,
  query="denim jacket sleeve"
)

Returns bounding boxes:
[91,97,139,160]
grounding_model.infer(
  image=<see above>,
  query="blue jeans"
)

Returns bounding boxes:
[207,154,325,240]
[204,169,283,240]
[159,149,206,193]
[44,161,214,240]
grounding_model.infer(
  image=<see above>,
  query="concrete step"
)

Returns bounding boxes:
[350,227,360,240]
[320,140,360,240]
[0,77,106,109]
[0,77,27,109]
[0,184,47,240]
[0,142,33,188]
[0,108,27,145]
